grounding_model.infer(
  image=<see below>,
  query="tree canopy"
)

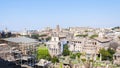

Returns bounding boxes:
[39,34,47,37]
[31,34,39,39]
[0,31,12,38]
[37,46,51,60]
[112,26,120,30]
[70,53,81,59]
[76,34,88,37]
[99,48,115,61]
[51,56,59,63]
[37,45,60,63]
[62,44,70,56]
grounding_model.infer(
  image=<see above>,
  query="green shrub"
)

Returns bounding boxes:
[89,60,93,62]
[90,34,98,39]
[36,46,51,60]
[81,59,86,62]
[76,34,88,37]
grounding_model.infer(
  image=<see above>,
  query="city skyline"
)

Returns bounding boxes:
[0,0,120,30]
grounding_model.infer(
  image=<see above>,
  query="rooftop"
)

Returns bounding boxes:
[94,37,112,43]
[3,36,38,44]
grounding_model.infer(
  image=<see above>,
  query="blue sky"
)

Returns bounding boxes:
[0,0,120,31]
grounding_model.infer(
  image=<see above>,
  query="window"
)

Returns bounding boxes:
[95,42,97,45]
[54,38,56,41]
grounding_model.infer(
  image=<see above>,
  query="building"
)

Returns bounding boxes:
[68,35,113,60]
[35,59,51,68]
[69,37,99,60]
[0,36,39,65]
[47,36,62,57]
[69,37,85,52]
[0,43,13,61]
[20,28,29,36]
[3,36,39,55]
[56,25,60,32]
[113,46,120,65]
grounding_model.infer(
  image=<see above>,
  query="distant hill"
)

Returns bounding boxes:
[112,26,120,30]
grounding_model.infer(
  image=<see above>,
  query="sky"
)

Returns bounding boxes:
[0,0,120,31]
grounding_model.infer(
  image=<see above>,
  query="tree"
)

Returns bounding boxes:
[1,31,5,38]
[39,34,47,37]
[62,44,70,56]
[46,37,51,41]
[31,34,39,39]
[99,48,115,61]
[70,53,76,59]
[107,48,115,60]
[70,53,81,59]
[6,32,12,37]
[76,53,81,58]
[112,26,120,30]
[51,56,59,63]
[108,48,115,55]
[37,46,51,60]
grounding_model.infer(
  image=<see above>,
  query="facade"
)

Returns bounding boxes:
[3,36,39,55]
[1,36,39,64]
[0,43,13,61]
[113,46,120,65]
[83,39,98,60]
[69,37,85,52]
[47,36,62,57]
[69,37,99,60]
[68,36,112,60]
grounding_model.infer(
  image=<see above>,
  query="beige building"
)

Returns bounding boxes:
[83,39,98,60]
[69,37,85,52]
[113,46,120,65]
[69,37,99,60]
[69,36,112,60]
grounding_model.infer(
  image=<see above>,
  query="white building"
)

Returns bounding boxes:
[47,36,62,57]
